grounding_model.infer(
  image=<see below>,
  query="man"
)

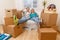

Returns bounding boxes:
[18,7,30,24]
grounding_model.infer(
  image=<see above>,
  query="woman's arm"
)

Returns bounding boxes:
[35,12,39,17]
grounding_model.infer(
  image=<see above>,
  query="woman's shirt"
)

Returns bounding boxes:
[23,9,30,19]
[30,12,40,23]
[30,12,38,18]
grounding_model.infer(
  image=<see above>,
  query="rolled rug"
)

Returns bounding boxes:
[0,33,11,40]
[3,33,11,40]
[0,34,7,40]
[0,34,2,37]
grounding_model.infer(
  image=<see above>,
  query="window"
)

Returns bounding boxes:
[23,0,37,8]
[33,0,37,8]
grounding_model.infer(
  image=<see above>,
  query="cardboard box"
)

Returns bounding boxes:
[40,23,51,28]
[38,28,57,40]
[5,9,17,17]
[40,23,58,30]
[3,25,24,38]
[41,11,58,26]
[4,17,14,25]
[40,25,58,30]
[12,9,17,16]
[5,9,13,17]
[17,10,22,19]
[3,25,8,33]
[51,25,58,31]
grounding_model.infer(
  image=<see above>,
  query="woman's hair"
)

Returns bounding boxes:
[31,8,35,13]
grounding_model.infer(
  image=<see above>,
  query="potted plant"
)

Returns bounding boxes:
[43,0,47,9]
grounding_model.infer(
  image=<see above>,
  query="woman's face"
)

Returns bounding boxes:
[31,9,35,13]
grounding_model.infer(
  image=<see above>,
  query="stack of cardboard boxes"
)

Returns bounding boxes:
[41,10,58,30]
[3,9,25,37]
[39,10,58,40]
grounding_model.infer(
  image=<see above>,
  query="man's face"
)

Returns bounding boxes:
[26,8,30,12]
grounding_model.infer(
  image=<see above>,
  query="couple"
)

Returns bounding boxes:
[18,7,40,31]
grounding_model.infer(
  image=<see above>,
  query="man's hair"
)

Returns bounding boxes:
[26,7,30,9]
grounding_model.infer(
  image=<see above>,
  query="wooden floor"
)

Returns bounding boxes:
[0,25,60,40]
[9,30,39,40]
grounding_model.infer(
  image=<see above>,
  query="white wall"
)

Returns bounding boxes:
[15,0,24,10]
[15,0,60,31]
[0,0,60,30]
[46,0,60,31]
[36,0,60,29]
[0,0,15,24]
[15,0,44,17]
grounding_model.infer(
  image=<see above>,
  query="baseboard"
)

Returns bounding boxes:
[0,24,3,26]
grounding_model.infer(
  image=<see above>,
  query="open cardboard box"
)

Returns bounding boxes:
[3,24,25,38]
[5,9,17,17]
[41,10,58,26]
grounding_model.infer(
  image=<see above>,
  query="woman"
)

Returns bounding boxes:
[26,9,40,31]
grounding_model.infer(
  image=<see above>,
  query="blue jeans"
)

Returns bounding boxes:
[18,16,29,24]
[30,17,40,23]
